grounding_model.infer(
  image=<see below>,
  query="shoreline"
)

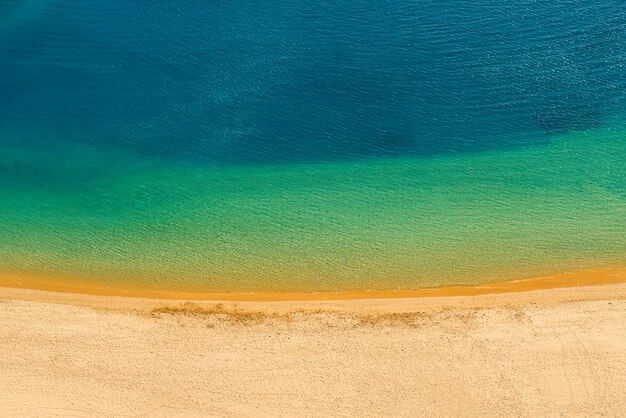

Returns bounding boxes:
[0,267,624,314]
[0,265,625,305]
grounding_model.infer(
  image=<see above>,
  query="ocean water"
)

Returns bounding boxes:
[0,0,624,292]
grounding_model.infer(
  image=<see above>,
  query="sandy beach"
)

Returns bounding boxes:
[1,282,625,417]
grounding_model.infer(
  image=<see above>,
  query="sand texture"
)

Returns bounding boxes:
[1,284,625,417]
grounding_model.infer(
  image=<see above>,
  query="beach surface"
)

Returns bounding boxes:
[1,283,625,417]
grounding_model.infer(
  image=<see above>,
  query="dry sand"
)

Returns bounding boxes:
[1,284,625,417]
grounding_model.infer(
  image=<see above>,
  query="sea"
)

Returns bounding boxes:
[1,0,624,292]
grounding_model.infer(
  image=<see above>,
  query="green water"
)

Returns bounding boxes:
[1,127,624,292]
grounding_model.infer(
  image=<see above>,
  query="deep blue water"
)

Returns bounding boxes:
[1,0,625,165]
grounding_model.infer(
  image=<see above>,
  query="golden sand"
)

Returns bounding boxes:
[1,282,625,417]
[1,265,625,417]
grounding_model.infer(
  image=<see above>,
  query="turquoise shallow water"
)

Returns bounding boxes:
[1,126,624,292]
[0,1,625,292]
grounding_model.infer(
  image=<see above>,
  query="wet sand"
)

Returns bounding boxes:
[1,281,625,417]
[1,266,625,301]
